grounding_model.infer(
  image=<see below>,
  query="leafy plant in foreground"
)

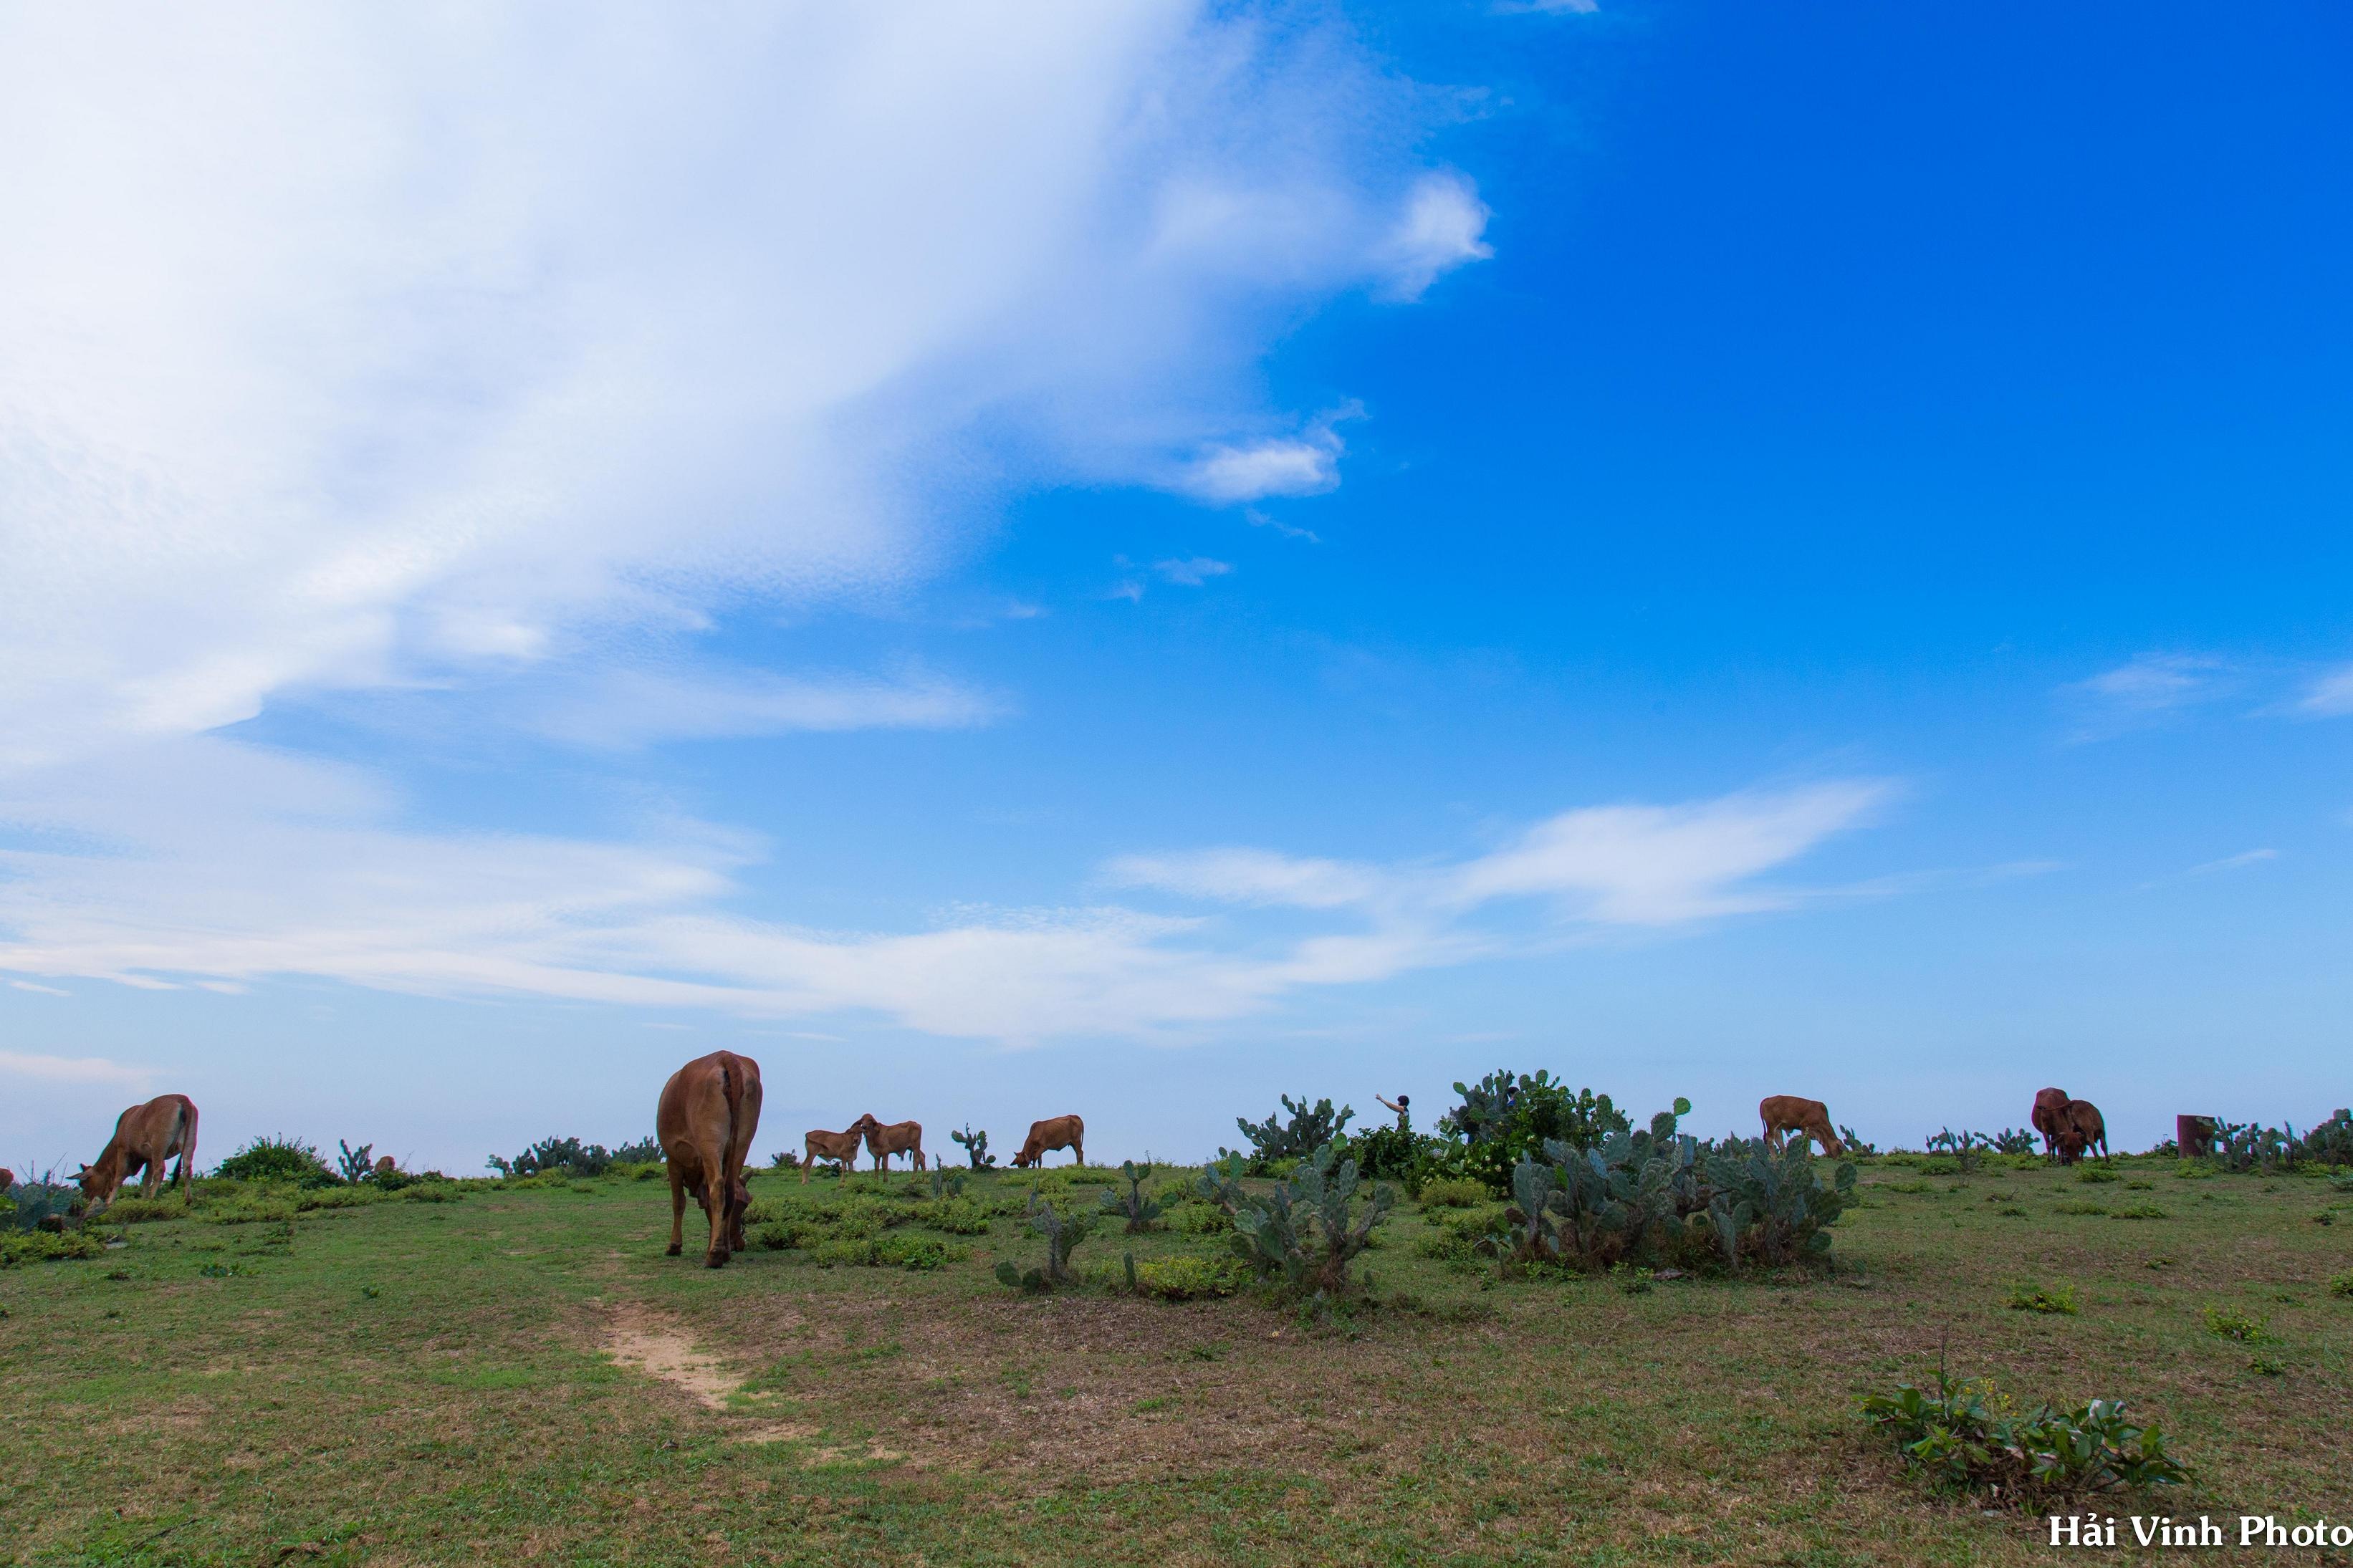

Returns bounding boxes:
[1097,1160,1162,1233]
[1859,1369,2189,1501]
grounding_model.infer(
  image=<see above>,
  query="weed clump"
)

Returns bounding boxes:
[2203,1307,2266,1342]
[1859,1370,2188,1502]
[1133,1255,1245,1301]
[214,1137,337,1188]
[2006,1281,2079,1315]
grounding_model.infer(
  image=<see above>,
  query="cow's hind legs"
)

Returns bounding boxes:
[666,1166,686,1256]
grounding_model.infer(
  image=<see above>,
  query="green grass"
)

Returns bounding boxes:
[2,1157,2348,1564]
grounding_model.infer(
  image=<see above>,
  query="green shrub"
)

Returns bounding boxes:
[2329,1271,2353,1298]
[931,1198,995,1235]
[486,1136,629,1179]
[1418,1178,1488,1208]
[1230,1095,1354,1175]
[1925,1128,1992,1174]
[1700,1135,1857,1270]
[1,1228,110,1265]
[92,1195,188,1225]
[214,1137,337,1188]
[2076,1168,2119,1184]
[2110,1204,2167,1220]
[1201,1142,1395,1299]
[2203,1307,2266,1342]
[1859,1370,2188,1499]
[1166,1200,1231,1234]
[1435,1070,1629,1195]
[1134,1254,1245,1300]
[810,1233,955,1270]
[2007,1281,2079,1314]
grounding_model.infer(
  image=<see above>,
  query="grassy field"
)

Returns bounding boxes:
[4,1153,2349,1566]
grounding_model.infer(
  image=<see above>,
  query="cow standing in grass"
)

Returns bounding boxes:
[1757,1096,1844,1157]
[75,1093,200,1213]
[860,1115,926,1173]
[2031,1087,2071,1160]
[801,1125,866,1183]
[656,1050,762,1268]
[2053,1098,2109,1165]
[1010,1114,1085,1168]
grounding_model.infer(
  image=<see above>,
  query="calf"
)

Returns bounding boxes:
[2054,1098,2109,1165]
[76,1094,200,1212]
[1011,1114,1085,1169]
[1758,1095,1845,1158]
[801,1125,866,1183]
[656,1050,763,1268]
[2031,1087,2071,1160]
[860,1116,926,1173]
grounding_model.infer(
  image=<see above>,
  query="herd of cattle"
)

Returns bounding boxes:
[29,1052,2116,1270]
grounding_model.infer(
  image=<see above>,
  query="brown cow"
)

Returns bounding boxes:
[1010,1114,1085,1168]
[76,1093,200,1211]
[2031,1087,2071,1160]
[1758,1095,1845,1157]
[801,1125,866,1183]
[2052,1098,2109,1165]
[0,1168,12,1193]
[860,1115,926,1173]
[656,1050,763,1268]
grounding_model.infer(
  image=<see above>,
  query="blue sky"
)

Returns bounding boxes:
[4,1,2348,1172]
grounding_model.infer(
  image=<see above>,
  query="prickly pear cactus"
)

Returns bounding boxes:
[1098,1160,1164,1233]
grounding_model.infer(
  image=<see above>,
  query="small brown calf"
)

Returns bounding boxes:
[802,1125,866,1183]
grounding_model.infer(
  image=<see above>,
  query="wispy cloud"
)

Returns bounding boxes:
[1374,172,1493,302]
[8,980,69,996]
[2299,665,2353,717]
[525,667,1002,750]
[1176,405,1362,505]
[1154,558,1233,587]
[2060,653,2235,739]
[2186,848,2278,876]
[0,1050,153,1088]
[0,751,1897,1044]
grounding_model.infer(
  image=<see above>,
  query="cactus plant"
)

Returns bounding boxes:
[951,1125,997,1170]
[1703,1137,1858,1268]
[993,1189,1094,1292]
[928,1166,968,1201]
[1231,1095,1354,1173]
[1098,1160,1163,1233]
[1202,1141,1394,1297]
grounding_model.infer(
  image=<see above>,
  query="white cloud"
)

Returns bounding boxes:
[2299,665,2353,716]
[0,754,1895,1043]
[0,1050,153,1088]
[525,667,1002,749]
[9,980,70,996]
[2185,848,2277,876]
[1154,557,1233,587]
[0,4,1470,774]
[1176,403,1361,504]
[1376,172,1495,302]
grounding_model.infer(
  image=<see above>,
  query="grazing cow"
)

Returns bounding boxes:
[0,1168,12,1193]
[2053,1098,2109,1165]
[76,1094,200,1211]
[656,1050,763,1268]
[2031,1087,2072,1160]
[801,1125,867,1183]
[1010,1114,1085,1169]
[860,1115,926,1173]
[374,1155,398,1178]
[1758,1095,1845,1158]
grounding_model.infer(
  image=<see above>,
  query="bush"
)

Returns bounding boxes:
[931,1197,995,1235]
[1351,1117,1434,1183]
[1435,1071,1629,1196]
[214,1137,337,1188]
[1418,1178,1488,1208]
[810,1233,955,1270]
[1990,1128,2038,1156]
[1859,1370,2189,1500]
[2203,1307,2266,1342]
[1134,1254,1245,1300]
[1230,1095,1354,1175]
[2327,1270,2353,1299]
[2007,1281,2079,1314]
[486,1136,624,1179]
[0,1228,109,1266]
[1701,1135,1858,1270]
[1199,1142,1395,1299]
[2,1170,82,1233]
[1166,1200,1232,1235]
[1925,1128,1993,1175]
[2294,1110,2353,1168]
